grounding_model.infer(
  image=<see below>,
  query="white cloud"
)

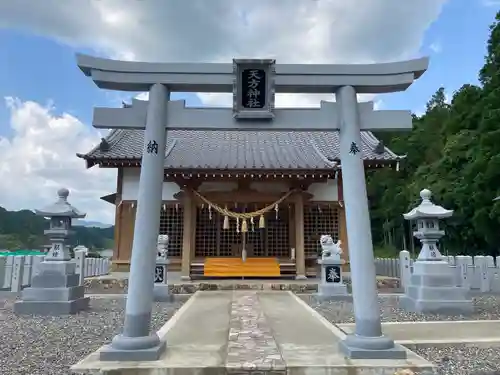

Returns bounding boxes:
[482,0,500,6]
[0,0,447,108]
[429,42,442,53]
[0,98,116,223]
[135,92,149,101]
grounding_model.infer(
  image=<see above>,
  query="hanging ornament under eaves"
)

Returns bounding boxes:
[162,203,166,211]
[241,218,248,233]
[259,214,265,229]
[175,203,179,212]
[190,188,298,234]
[223,205,229,230]
[208,205,212,220]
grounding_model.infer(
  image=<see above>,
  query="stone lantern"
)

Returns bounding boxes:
[399,189,472,314]
[14,188,90,315]
[405,189,451,262]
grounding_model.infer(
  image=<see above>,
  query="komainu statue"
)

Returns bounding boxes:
[319,235,342,259]
[157,234,169,259]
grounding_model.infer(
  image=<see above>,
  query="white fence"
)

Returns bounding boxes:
[375,251,500,293]
[0,250,111,292]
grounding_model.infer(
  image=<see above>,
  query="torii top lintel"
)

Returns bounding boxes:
[76,54,429,94]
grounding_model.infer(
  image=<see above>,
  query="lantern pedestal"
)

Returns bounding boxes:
[14,261,90,315]
[399,260,473,314]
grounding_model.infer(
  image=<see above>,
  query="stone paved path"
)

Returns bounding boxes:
[226,292,286,371]
[72,291,434,375]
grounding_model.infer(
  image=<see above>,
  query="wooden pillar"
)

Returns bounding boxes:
[112,168,123,270]
[190,203,197,259]
[112,204,123,271]
[339,206,350,272]
[113,202,136,271]
[288,206,296,258]
[181,191,195,280]
[294,193,306,279]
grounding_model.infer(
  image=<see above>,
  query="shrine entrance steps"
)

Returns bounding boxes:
[72,291,434,374]
[190,257,296,279]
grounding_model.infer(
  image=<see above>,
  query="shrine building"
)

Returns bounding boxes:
[78,126,402,279]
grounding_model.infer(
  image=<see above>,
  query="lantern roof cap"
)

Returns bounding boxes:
[403,189,453,220]
[35,188,87,218]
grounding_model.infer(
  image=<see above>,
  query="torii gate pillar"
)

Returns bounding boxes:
[336,85,402,357]
[105,83,170,360]
[77,54,428,361]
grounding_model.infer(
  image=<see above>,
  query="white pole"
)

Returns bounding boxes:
[336,85,397,357]
[107,83,169,358]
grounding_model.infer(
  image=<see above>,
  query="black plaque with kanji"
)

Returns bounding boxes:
[154,265,165,283]
[241,69,266,109]
[325,265,341,283]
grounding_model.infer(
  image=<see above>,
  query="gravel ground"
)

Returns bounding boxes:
[0,294,187,375]
[303,294,500,375]
[302,294,500,323]
[413,346,500,375]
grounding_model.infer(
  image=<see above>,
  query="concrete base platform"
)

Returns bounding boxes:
[99,339,167,362]
[153,285,175,303]
[399,294,474,315]
[316,283,352,301]
[339,320,500,349]
[13,296,90,315]
[72,291,434,375]
[85,271,401,294]
[338,338,408,360]
[312,293,353,302]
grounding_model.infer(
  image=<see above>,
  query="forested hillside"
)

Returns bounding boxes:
[0,206,114,250]
[368,12,500,257]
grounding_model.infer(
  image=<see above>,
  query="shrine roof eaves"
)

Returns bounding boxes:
[77,129,403,170]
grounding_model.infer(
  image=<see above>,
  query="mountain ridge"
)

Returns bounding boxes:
[0,206,114,250]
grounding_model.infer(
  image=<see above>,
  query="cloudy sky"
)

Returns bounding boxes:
[0,0,496,224]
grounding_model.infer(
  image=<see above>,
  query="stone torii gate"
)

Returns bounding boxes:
[77,54,428,361]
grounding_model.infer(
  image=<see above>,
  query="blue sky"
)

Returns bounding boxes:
[0,0,496,133]
[383,0,496,113]
[0,31,203,138]
[0,0,497,223]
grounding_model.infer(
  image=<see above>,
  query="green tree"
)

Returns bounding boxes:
[368,11,500,257]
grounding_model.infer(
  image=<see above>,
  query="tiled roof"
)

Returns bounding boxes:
[79,129,401,170]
